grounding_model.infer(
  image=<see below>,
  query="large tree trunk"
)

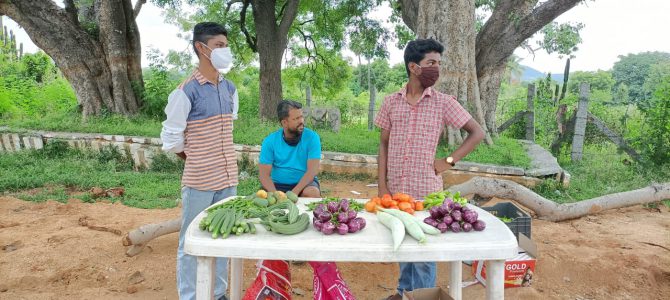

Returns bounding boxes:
[252,0,299,120]
[401,0,493,145]
[0,0,143,117]
[257,39,285,119]
[478,63,506,136]
[450,177,670,222]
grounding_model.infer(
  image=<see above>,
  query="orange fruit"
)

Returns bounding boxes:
[415,201,424,211]
[398,202,412,211]
[364,201,377,212]
[372,197,382,205]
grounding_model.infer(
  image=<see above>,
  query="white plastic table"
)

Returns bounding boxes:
[184,198,518,300]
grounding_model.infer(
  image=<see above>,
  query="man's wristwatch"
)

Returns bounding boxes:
[445,156,455,167]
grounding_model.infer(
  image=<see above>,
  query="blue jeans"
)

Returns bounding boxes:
[397,262,437,294]
[177,186,237,300]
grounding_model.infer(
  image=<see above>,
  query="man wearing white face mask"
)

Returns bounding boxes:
[160,22,239,300]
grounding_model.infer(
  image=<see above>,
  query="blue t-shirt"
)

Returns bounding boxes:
[259,128,322,185]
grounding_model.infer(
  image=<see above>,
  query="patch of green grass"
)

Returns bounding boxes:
[233,118,381,155]
[14,187,69,203]
[317,124,380,155]
[438,136,532,168]
[319,171,375,183]
[0,148,182,208]
[0,145,266,208]
[1,111,162,137]
[237,177,262,197]
[533,144,670,202]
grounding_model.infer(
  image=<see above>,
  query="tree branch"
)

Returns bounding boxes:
[476,0,581,74]
[399,0,420,32]
[133,0,146,19]
[449,177,670,222]
[63,0,80,26]
[298,19,314,26]
[240,0,257,52]
[224,0,242,16]
[278,0,299,37]
[295,27,316,68]
[277,0,287,22]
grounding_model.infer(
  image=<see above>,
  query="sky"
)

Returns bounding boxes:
[3,0,670,74]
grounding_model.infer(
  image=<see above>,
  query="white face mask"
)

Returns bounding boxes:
[200,42,233,73]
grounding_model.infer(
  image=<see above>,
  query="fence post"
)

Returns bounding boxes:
[571,83,590,161]
[525,84,535,141]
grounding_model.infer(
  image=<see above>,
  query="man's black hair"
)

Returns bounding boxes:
[277,100,303,122]
[192,22,228,56]
[403,39,445,76]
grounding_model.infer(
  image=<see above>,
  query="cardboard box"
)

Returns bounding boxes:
[472,233,538,288]
[402,287,454,300]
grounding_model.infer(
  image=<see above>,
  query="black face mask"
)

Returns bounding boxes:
[283,131,302,146]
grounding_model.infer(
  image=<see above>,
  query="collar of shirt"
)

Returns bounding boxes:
[397,85,435,105]
[193,69,224,85]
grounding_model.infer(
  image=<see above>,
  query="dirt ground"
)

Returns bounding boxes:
[1,180,669,300]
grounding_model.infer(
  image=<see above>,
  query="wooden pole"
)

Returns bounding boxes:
[571,83,590,161]
[525,84,535,141]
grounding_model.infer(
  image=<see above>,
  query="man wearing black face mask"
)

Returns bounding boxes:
[258,100,322,197]
[375,39,485,300]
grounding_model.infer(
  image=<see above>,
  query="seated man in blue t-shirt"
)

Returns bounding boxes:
[259,100,322,197]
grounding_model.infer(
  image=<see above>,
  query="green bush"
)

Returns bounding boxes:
[20,51,56,83]
[41,140,71,158]
[142,66,179,119]
[0,85,15,117]
[639,77,670,165]
[149,152,184,173]
[97,144,134,171]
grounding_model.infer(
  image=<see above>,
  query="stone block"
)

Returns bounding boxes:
[0,134,7,152]
[11,134,21,151]
[22,137,32,149]
[131,137,147,144]
[90,140,102,151]
[32,137,44,150]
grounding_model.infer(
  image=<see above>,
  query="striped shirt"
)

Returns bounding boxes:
[160,70,239,191]
[374,86,472,199]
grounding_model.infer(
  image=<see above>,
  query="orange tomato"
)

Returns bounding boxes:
[398,202,412,211]
[409,201,416,210]
[392,193,402,201]
[390,200,398,207]
[415,201,424,211]
[364,201,377,212]
[390,205,400,210]
[372,197,382,205]
[381,197,393,208]
[403,208,415,215]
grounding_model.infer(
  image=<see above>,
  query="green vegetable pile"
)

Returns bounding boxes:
[423,191,468,209]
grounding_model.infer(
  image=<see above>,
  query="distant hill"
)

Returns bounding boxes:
[519,65,563,82]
